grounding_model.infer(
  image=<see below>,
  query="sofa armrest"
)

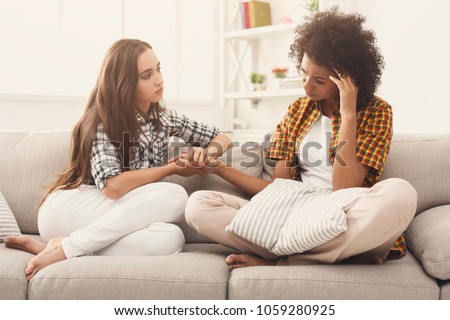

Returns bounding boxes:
[405,205,450,280]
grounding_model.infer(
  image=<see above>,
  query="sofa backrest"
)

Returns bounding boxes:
[0,131,71,234]
[381,134,450,214]
[1,131,448,237]
[0,131,262,239]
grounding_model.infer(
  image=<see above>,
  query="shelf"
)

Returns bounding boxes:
[224,88,305,99]
[224,22,297,40]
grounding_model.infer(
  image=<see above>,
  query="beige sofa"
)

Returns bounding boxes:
[1,131,449,300]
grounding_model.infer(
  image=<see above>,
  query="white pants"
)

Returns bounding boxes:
[38,182,188,258]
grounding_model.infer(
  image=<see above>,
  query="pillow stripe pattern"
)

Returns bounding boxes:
[0,191,22,242]
[226,179,367,256]
[246,183,306,247]
[226,179,329,249]
[273,185,366,255]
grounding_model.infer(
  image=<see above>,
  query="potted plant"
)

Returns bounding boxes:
[249,72,267,91]
[271,67,289,90]
[303,0,319,13]
[271,67,289,79]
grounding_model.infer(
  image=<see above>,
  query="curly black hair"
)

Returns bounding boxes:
[289,8,384,108]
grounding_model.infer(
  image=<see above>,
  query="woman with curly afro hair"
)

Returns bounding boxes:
[185,9,417,268]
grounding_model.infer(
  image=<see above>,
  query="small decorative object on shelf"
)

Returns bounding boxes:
[271,67,289,78]
[271,68,303,91]
[232,117,249,130]
[240,0,272,29]
[275,77,303,90]
[303,0,319,14]
[250,72,267,91]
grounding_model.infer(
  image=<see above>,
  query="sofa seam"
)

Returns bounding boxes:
[406,225,424,256]
[228,277,438,290]
[31,276,229,284]
[421,255,450,263]
[0,277,28,281]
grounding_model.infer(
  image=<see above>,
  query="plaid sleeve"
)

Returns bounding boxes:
[266,102,297,162]
[356,99,393,175]
[356,99,406,261]
[90,127,122,190]
[164,107,219,147]
[387,235,407,260]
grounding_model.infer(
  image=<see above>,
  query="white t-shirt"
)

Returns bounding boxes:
[297,114,333,189]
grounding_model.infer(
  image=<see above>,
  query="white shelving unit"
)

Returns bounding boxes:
[225,87,305,99]
[220,0,306,137]
[224,21,297,40]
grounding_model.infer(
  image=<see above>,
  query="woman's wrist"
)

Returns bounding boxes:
[340,111,357,121]
[212,161,227,177]
[167,161,180,175]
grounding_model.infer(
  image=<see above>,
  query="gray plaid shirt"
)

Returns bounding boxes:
[90,102,219,190]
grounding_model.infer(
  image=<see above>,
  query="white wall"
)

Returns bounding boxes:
[363,0,450,134]
[0,96,84,132]
[239,0,450,134]
[1,0,450,134]
[0,96,226,132]
[0,0,221,132]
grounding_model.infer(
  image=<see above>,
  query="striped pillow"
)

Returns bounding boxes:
[0,191,21,242]
[226,179,367,255]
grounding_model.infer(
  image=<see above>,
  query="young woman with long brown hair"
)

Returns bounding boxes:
[5,39,230,279]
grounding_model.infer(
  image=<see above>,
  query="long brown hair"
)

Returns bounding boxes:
[40,39,161,206]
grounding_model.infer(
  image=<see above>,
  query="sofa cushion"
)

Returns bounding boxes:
[0,131,71,234]
[0,244,33,299]
[381,134,450,214]
[227,178,366,255]
[405,205,450,280]
[228,252,439,299]
[0,191,21,241]
[28,243,233,299]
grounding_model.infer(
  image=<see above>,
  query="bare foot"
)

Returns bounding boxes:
[340,255,384,265]
[26,238,67,280]
[225,253,276,270]
[4,235,46,255]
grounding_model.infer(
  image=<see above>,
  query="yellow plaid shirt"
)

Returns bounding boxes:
[266,96,406,259]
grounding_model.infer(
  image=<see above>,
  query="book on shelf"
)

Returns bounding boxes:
[274,77,303,90]
[239,1,272,29]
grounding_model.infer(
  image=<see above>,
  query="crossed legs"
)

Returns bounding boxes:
[185,178,417,269]
[6,182,187,279]
[185,190,279,269]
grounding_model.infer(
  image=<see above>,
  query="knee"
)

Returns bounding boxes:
[150,223,185,255]
[184,191,215,229]
[163,183,188,203]
[380,178,418,222]
[161,183,189,221]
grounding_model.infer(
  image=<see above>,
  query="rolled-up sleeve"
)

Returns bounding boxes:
[164,107,219,147]
[356,100,393,176]
[90,129,122,190]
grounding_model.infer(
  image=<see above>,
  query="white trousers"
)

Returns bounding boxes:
[38,182,188,258]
